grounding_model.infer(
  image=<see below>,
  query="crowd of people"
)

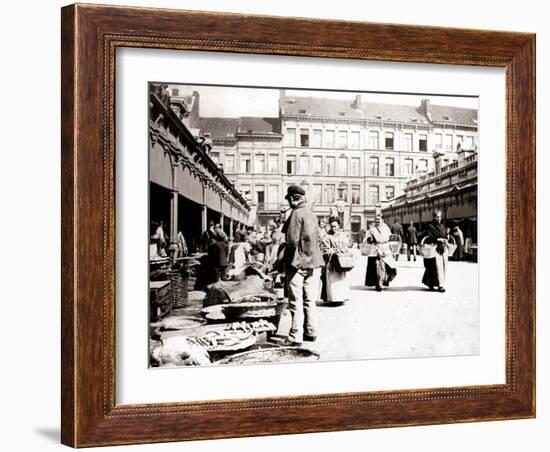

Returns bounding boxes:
[151,184,469,347]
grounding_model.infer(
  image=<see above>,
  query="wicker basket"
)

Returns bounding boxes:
[167,266,188,308]
[419,236,457,258]
[360,244,378,256]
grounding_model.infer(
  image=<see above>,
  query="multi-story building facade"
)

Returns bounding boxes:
[193,90,478,239]
[382,148,478,249]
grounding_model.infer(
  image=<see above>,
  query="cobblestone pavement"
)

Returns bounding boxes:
[276,254,479,362]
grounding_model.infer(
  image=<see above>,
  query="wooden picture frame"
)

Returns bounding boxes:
[61,3,535,447]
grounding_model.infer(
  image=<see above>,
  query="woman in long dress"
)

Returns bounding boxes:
[364,214,397,291]
[320,217,352,304]
[421,210,449,292]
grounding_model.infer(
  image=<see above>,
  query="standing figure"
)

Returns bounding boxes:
[281,185,324,345]
[390,218,403,261]
[421,210,449,292]
[151,220,167,257]
[175,230,188,259]
[209,225,229,282]
[264,220,284,273]
[321,217,353,304]
[451,225,465,261]
[200,221,216,253]
[364,214,397,291]
[405,221,418,262]
[317,217,328,303]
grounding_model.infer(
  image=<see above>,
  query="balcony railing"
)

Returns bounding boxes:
[255,202,284,212]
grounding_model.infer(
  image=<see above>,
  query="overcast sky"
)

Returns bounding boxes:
[173,84,478,118]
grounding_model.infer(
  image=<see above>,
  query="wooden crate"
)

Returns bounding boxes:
[150,280,172,322]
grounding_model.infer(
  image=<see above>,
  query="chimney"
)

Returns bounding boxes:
[188,90,200,127]
[420,98,432,120]
[279,89,286,115]
[353,94,362,109]
[433,151,444,175]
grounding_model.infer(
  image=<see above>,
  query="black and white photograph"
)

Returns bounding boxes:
[148,83,479,368]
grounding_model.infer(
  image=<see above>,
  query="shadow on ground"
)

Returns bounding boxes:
[34,427,59,443]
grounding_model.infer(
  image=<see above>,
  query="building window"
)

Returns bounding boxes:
[241,154,251,173]
[285,128,296,147]
[267,185,279,207]
[313,156,322,175]
[466,136,475,149]
[434,133,443,150]
[299,155,309,175]
[419,134,428,151]
[350,131,360,149]
[338,130,348,149]
[418,159,428,172]
[369,157,379,176]
[445,134,454,151]
[268,155,279,173]
[385,132,394,150]
[351,157,360,176]
[325,130,335,148]
[385,158,395,176]
[240,184,251,201]
[325,184,336,204]
[325,156,335,176]
[369,186,380,205]
[351,215,362,233]
[313,184,322,204]
[286,156,296,175]
[404,158,413,176]
[385,185,395,200]
[312,129,322,148]
[404,133,413,151]
[300,129,310,147]
[254,154,265,173]
[337,185,348,202]
[351,185,361,204]
[225,154,235,173]
[456,135,464,151]
[256,188,265,208]
[338,157,348,176]
[368,131,379,149]
[210,152,220,163]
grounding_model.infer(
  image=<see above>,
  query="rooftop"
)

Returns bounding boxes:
[282,96,429,124]
[198,116,281,140]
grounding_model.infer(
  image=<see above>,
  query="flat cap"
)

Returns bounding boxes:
[285,184,306,199]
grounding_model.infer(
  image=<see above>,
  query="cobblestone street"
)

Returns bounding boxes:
[276,254,479,361]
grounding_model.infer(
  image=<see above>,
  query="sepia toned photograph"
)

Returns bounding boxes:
[148,83,479,368]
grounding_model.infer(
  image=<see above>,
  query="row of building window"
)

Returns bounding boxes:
[284,128,476,152]
[221,153,430,178]
[284,128,427,151]
[239,184,395,207]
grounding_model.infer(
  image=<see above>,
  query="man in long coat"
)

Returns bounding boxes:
[282,185,324,345]
[406,221,418,262]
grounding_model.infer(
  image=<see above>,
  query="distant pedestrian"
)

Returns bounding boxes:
[321,217,353,304]
[405,221,418,262]
[175,230,188,259]
[281,185,323,345]
[209,225,229,282]
[365,214,397,291]
[317,217,329,302]
[421,210,449,292]
[452,225,465,261]
[151,220,167,257]
[200,221,216,252]
[390,218,403,261]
